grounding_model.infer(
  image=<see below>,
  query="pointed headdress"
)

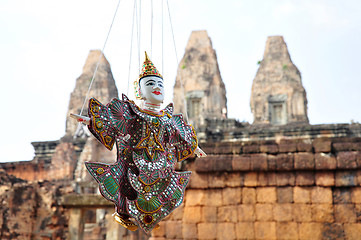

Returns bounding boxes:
[134,52,163,99]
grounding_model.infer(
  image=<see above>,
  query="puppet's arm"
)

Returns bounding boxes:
[70,113,90,125]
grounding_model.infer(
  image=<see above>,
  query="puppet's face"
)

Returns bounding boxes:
[139,76,164,104]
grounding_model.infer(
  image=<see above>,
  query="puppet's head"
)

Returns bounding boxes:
[134,52,164,104]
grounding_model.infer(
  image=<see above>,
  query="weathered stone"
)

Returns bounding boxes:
[351,188,361,203]
[266,172,277,186]
[189,172,209,189]
[218,206,238,223]
[201,206,217,223]
[333,188,352,204]
[276,172,295,186]
[267,155,277,170]
[321,223,346,240]
[279,143,297,153]
[276,222,298,239]
[294,152,314,170]
[244,172,258,187]
[311,187,333,203]
[344,223,361,240]
[315,172,335,186]
[204,190,223,206]
[232,156,250,171]
[185,189,205,206]
[235,222,254,239]
[337,151,358,169]
[275,153,293,171]
[313,139,332,153]
[293,204,312,222]
[255,204,273,221]
[333,142,361,152]
[183,206,202,223]
[295,172,315,186]
[311,204,334,222]
[242,188,256,204]
[273,203,292,221]
[277,187,293,203]
[256,187,277,203]
[260,145,278,154]
[222,187,241,206]
[335,171,357,187]
[257,172,268,186]
[214,155,233,172]
[315,153,337,170]
[165,221,183,239]
[250,153,268,171]
[198,223,217,240]
[237,205,255,221]
[297,139,313,152]
[242,145,260,154]
[250,36,308,125]
[182,223,197,239]
[294,187,311,203]
[298,223,322,240]
[208,173,226,188]
[334,204,356,223]
[254,221,276,240]
[225,173,243,187]
[174,30,227,128]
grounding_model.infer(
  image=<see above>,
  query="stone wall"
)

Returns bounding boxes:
[149,135,361,240]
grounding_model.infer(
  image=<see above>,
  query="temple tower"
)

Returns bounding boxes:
[250,36,309,125]
[173,30,227,128]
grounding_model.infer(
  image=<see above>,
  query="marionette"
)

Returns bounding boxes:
[71,52,206,233]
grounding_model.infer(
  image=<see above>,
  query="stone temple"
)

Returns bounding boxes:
[1,32,361,240]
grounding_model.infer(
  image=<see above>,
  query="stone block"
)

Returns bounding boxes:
[260,145,278,154]
[216,223,236,240]
[242,145,259,154]
[266,172,277,186]
[189,171,208,189]
[335,171,357,187]
[273,203,292,221]
[256,173,266,187]
[204,190,223,207]
[334,204,356,223]
[267,155,277,170]
[293,204,312,222]
[279,143,297,153]
[225,173,243,187]
[232,156,250,171]
[165,221,183,239]
[237,204,255,221]
[298,223,322,240]
[333,142,361,152]
[311,204,334,222]
[333,188,352,204]
[275,153,293,171]
[276,222,298,240]
[355,204,361,222]
[254,222,276,239]
[277,187,293,203]
[195,158,215,172]
[297,140,313,152]
[321,223,346,240]
[214,155,233,172]
[315,172,335,186]
[315,153,336,170]
[251,153,268,171]
[255,204,273,221]
[344,223,361,240]
[182,223,197,239]
[222,187,241,206]
[276,172,295,186]
[168,205,183,220]
[208,173,226,188]
[313,138,332,153]
[293,187,311,203]
[337,151,357,169]
[183,206,201,223]
[351,188,361,203]
[201,206,217,222]
[295,172,315,186]
[311,187,332,203]
[242,188,256,204]
[235,222,254,239]
[218,206,238,223]
[244,172,258,187]
[294,152,314,170]
[198,223,217,240]
[185,189,205,207]
[256,187,277,203]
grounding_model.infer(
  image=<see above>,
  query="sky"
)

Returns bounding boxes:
[1,0,361,162]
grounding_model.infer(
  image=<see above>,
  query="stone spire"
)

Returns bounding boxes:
[173,30,227,128]
[250,36,308,125]
[65,50,119,136]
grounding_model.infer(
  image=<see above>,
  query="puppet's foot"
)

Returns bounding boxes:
[114,213,138,231]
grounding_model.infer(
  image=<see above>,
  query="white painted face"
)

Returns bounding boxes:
[139,76,165,104]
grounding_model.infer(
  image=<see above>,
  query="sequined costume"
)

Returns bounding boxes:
[84,94,197,233]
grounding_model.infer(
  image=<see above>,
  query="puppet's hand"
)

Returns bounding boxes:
[195,147,207,158]
[70,113,90,125]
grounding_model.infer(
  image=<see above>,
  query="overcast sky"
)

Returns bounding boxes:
[1,0,360,162]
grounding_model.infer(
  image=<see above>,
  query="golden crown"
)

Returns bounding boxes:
[138,51,163,80]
